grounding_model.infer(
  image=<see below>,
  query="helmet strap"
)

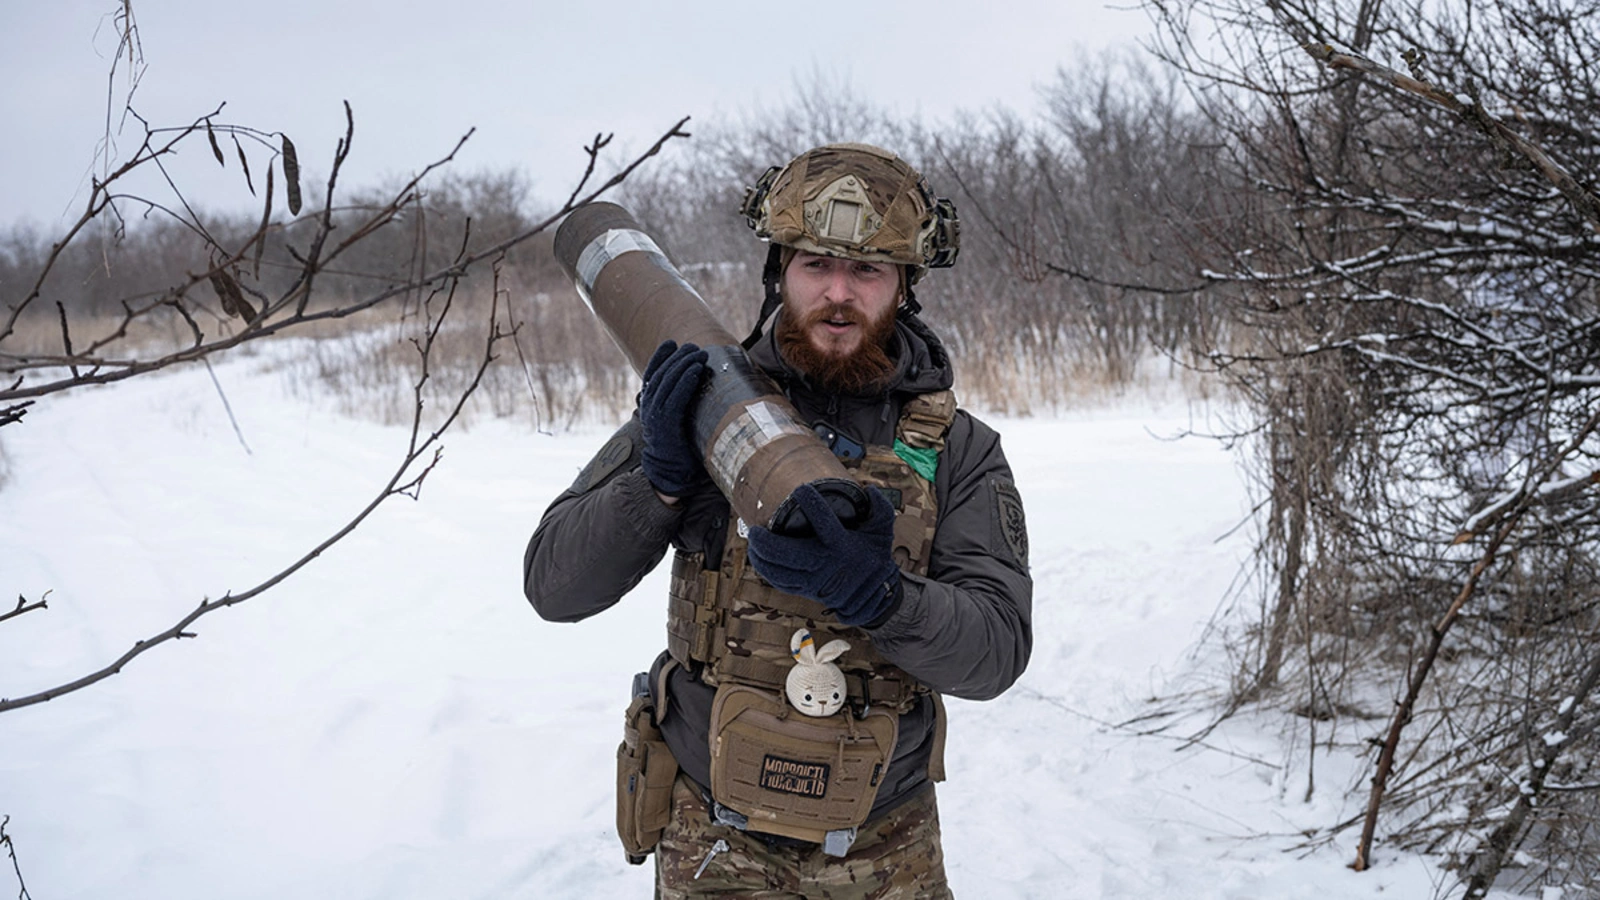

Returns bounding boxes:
[742,244,787,350]
[897,275,923,320]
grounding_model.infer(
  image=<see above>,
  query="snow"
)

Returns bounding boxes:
[1540,474,1596,497]
[0,355,1494,898]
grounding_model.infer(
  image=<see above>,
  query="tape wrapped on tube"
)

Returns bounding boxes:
[553,202,867,533]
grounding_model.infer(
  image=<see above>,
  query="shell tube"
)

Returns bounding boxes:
[553,202,867,533]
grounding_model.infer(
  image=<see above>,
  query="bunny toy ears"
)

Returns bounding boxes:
[786,629,851,717]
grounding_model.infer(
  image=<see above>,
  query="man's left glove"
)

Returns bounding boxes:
[746,484,902,627]
[638,340,709,498]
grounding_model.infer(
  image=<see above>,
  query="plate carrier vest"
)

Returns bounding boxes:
[665,389,957,769]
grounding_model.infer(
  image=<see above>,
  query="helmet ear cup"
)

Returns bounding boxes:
[740,166,782,233]
[910,179,959,272]
[925,196,961,270]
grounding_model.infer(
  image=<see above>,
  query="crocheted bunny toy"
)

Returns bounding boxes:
[786,628,850,717]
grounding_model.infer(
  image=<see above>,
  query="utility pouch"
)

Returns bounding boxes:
[708,682,897,845]
[617,672,679,864]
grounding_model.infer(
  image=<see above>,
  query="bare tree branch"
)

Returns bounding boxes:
[1303,42,1600,235]
[0,245,510,714]
[0,116,692,414]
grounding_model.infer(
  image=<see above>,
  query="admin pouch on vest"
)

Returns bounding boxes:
[665,390,957,852]
[617,671,679,864]
[709,682,898,849]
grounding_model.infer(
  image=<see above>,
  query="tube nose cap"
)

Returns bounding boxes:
[553,202,642,277]
[769,478,871,536]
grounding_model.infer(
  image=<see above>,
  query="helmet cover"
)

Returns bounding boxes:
[741,142,959,282]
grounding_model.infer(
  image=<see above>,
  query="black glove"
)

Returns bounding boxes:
[746,484,902,627]
[639,340,709,498]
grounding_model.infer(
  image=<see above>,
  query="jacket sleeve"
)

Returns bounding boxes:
[866,411,1033,700]
[523,417,684,623]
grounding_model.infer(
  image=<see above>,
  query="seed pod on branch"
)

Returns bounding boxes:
[234,134,254,196]
[253,159,274,278]
[282,134,301,215]
[206,121,224,167]
[208,269,253,320]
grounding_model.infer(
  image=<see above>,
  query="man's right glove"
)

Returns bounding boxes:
[746,484,903,627]
[638,340,709,498]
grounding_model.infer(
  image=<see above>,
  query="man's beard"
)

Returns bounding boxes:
[775,300,899,395]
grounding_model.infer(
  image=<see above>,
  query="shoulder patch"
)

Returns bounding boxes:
[573,431,635,493]
[990,476,1029,571]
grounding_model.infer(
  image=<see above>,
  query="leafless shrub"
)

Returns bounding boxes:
[0,9,661,893]
[1144,0,1600,892]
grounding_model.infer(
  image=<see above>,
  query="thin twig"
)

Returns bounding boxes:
[0,815,33,900]
[1462,636,1600,896]
[0,403,33,430]
[0,593,49,626]
[202,357,251,455]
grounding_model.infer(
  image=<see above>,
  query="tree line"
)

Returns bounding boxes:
[0,54,1224,427]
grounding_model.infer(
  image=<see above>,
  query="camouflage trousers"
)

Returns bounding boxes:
[655,774,953,899]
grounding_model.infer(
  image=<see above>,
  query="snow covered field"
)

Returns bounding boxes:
[1,354,1478,898]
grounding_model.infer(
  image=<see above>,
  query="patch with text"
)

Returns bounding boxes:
[759,755,830,798]
[992,477,1029,571]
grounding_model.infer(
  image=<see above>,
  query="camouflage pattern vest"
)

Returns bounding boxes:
[665,390,957,716]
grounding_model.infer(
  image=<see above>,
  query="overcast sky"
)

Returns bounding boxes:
[1,1,1152,229]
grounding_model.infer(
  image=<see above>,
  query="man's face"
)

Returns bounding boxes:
[779,251,901,360]
[775,252,902,394]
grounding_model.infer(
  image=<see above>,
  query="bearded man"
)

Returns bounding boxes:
[524,143,1032,899]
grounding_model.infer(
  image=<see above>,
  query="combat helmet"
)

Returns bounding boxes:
[738,143,959,347]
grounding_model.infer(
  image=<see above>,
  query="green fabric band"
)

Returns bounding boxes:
[894,440,938,482]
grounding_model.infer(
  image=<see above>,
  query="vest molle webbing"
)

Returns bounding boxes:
[666,390,955,713]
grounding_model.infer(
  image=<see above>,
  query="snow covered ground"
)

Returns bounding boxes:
[1,353,1480,898]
